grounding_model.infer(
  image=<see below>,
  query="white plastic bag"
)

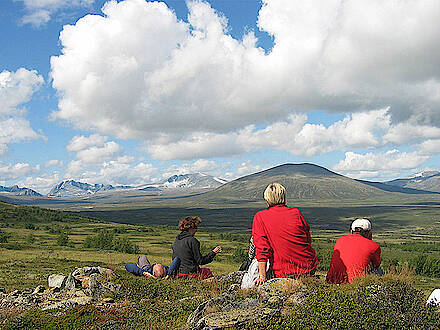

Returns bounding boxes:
[426,289,440,306]
[240,258,270,289]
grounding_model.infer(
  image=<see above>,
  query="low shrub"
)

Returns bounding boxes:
[56,232,69,246]
[83,231,139,254]
[411,255,440,277]
[0,229,10,243]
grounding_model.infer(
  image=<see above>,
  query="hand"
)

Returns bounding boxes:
[212,246,222,254]
[143,272,155,278]
[254,274,266,286]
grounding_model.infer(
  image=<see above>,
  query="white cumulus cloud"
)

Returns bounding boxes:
[0,162,40,181]
[49,0,440,159]
[0,68,44,155]
[333,150,429,175]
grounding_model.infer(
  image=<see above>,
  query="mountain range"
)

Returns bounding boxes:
[0,185,41,196]
[2,165,440,201]
[46,173,227,198]
[384,171,440,192]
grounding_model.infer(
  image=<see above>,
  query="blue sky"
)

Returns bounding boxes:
[1,0,440,193]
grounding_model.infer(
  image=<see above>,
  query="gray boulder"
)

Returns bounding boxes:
[65,274,81,291]
[32,285,45,295]
[48,274,66,288]
[87,273,122,299]
[187,293,279,329]
[72,266,100,277]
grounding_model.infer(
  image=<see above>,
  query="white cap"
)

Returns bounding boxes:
[351,218,371,231]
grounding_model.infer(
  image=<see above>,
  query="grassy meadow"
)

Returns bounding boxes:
[1,200,440,328]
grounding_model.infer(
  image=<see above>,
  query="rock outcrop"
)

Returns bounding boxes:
[187,278,309,329]
[0,266,121,312]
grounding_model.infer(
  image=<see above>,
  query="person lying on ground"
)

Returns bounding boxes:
[172,216,222,280]
[326,218,383,284]
[125,255,181,278]
[252,183,318,286]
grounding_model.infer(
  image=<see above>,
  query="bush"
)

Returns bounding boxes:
[25,233,36,244]
[56,232,69,246]
[24,222,36,230]
[112,236,140,254]
[412,255,440,277]
[229,246,248,263]
[0,229,10,243]
[83,231,139,254]
[250,278,440,329]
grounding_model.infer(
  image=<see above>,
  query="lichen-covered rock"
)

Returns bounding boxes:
[97,266,115,279]
[32,285,45,295]
[200,307,278,329]
[187,293,235,329]
[215,271,246,284]
[72,266,100,277]
[65,274,81,291]
[87,273,122,299]
[188,293,278,329]
[48,274,66,288]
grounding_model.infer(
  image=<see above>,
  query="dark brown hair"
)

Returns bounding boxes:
[178,216,201,231]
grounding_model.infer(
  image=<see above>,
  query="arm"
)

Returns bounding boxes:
[192,239,216,265]
[255,261,267,286]
[371,245,381,267]
[125,263,145,277]
[252,213,272,283]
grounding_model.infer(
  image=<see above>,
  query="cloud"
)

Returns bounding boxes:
[0,68,44,115]
[160,159,220,179]
[224,161,264,181]
[0,162,39,181]
[45,159,64,167]
[18,171,62,194]
[66,134,120,164]
[75,156,158,186]
[0,117,44,155]
[418,139,440,155]
[50,0,440,159]
[66,133,108,152]
[148,109,393,159]
[18,0,95,27]
[333,150,429,174]
[0,68,44,155]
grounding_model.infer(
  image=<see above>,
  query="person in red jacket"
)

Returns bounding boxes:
[326,218,382,284]
[253,183,318,285]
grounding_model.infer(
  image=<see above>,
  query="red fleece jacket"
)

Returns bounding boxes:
[252,205,318,277]
[326,234,381,284]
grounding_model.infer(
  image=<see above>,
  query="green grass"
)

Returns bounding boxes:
[1,201,440,328]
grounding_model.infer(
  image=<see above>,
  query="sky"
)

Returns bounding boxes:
[1,0,440,194]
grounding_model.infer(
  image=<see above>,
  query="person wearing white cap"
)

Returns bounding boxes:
[326,218,382,284]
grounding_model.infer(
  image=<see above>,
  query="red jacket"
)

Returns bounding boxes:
[326,234,381,284]
[252,205,318,277]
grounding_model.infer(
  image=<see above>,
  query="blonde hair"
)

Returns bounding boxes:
[264,183,286,206]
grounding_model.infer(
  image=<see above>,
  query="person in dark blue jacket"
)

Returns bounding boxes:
[125,254,180,278]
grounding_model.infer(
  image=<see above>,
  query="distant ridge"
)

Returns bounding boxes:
[0,185,41,196]
[139,173,227,191]
[194,163,436,202]
[385,171,440,192]
[48,180,117,198]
